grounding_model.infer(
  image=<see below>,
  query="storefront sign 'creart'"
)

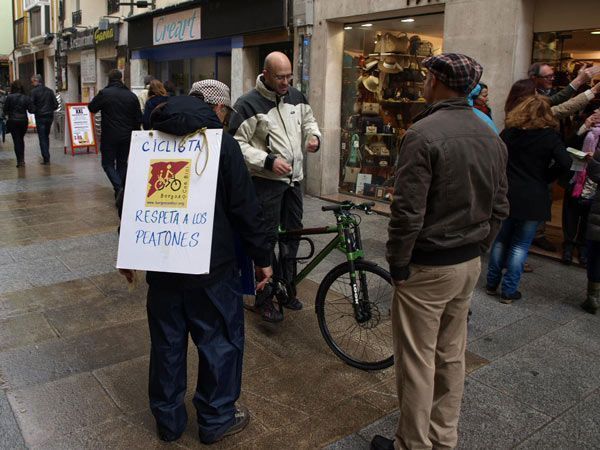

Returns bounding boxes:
[153,8,201,46]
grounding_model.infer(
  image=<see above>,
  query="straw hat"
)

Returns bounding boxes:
[378,56,403,74]
[360,74,380,93]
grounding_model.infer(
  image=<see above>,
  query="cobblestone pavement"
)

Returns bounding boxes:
[0,132,598,449]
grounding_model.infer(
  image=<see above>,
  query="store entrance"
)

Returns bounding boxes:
[531,29,600,262]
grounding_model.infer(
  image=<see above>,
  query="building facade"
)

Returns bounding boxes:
[306,0,600,200]
[0,0,13,87]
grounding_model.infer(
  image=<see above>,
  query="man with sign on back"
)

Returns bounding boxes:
[118,80,272,445]
[88,69,141,198]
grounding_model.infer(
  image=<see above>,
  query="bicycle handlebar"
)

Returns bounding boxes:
[321,201,376,213]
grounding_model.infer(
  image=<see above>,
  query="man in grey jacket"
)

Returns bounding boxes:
[371,54,509,450]
[230,52,321,322]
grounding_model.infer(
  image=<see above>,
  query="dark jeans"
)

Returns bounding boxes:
[252,177,303,289]
[35,115,53,162]
[146,274,244,443]
[487,218,540,295]
[101,137,131,193]
[0,119,6,142]
[587,240,600,283]
[8,119,28,163]
[562,189,591,249]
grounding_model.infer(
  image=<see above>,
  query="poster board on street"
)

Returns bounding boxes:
[117,130,222,275]
[27,112,36,130]
[64,103,98,155]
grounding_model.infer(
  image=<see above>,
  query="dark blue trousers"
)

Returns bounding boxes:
[146,274,244,443]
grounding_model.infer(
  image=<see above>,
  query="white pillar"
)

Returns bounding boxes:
[306,19,344,197]
[444,0,535,127]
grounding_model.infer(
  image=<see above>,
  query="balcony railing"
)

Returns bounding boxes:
[107,0,119,14]
[72,9,82,26]
[15,17,27,47]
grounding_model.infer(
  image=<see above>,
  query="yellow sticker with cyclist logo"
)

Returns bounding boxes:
[146,159,191,208]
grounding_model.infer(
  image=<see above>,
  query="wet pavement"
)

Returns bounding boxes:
[0,131,599,449]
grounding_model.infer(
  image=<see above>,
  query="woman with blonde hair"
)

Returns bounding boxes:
[485,96,573,303]
[142,79,168,129]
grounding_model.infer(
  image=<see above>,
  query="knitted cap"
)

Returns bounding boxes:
[422,53,483,94]
[189,79,232,107]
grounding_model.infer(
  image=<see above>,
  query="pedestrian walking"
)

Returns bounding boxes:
[119,81,272,444]
[2,80,32,168]
[30,74,58,164]
[485,96,572,304]
[229,51,321,322]
[0,85,7,144]
[88,69,141,197]
[574,112,600,314]
[373,53,509,450]
[142,79,169,130]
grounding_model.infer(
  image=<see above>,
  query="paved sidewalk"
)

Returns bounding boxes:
[0,132,599,449]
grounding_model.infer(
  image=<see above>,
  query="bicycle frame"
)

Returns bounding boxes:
[278,213,365,287]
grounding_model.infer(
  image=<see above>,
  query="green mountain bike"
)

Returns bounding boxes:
[267,201,394,371]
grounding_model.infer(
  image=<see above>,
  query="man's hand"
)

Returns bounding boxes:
[255,266,273,292]
[307,136,319,153]
[592,82,600,96]
[119,268,134,283]
[585,110,600,130]
[272,158,292,176]
[585,66,600,82]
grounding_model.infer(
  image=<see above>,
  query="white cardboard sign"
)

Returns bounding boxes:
[117,130,222,274]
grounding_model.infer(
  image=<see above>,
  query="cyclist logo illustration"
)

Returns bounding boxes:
[146,159,191,208]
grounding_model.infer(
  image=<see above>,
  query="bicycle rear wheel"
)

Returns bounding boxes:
[316,260,394,371]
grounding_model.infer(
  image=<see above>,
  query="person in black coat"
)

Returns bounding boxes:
[118,87,272,445]
[30,75,58,164]
[486,96,572,303]
[88,69,141,196]
[2,80,32,168]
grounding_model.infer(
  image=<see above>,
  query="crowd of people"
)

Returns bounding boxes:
[1,49,600,449]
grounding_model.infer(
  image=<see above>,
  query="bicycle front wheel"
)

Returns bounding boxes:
[316,260,394,371]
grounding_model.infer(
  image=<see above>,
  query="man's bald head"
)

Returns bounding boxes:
[262,51,293,96]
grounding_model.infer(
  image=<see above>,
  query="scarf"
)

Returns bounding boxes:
[572,125,600,198]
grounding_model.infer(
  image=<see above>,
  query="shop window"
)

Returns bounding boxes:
[339,14,443,201]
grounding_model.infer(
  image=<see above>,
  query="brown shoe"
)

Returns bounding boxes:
[523,262,533,273]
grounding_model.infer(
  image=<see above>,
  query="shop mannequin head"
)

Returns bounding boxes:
[263,51,293,96]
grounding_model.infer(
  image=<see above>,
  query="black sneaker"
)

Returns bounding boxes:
[282,297,303,310]
[500,291,522,304]
[485,284,498,296]
[202,405,250,444]
[259,298,284,323]
[370,435,395,450]
[157,425,182,442]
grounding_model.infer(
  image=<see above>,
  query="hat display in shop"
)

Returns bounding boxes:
[360,74,380,93]
[189,79,234,109]
[378,55,403,74]
[363,57,379,71]
[422,53,483,94]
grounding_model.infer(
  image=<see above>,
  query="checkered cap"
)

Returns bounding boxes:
[189,79,232,107]
[422,53,483,94]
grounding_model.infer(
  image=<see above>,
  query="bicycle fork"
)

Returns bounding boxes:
[344,226,372,324]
